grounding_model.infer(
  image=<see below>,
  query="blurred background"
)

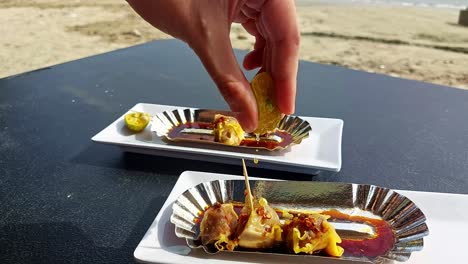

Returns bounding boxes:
[1,0,467,89]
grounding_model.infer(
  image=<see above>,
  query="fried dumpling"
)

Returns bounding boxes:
[284,213,344,257]
[236,196,282,249]
[213,114,245,146]
[199,203,238,251]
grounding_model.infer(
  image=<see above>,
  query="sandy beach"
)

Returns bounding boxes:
[1,0,467,89]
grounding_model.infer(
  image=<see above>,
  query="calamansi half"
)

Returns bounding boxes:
[250,72,282,135]
[125,112,151,132]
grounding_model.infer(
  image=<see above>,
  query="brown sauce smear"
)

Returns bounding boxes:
[168,122,215,141]
[322,210,395,258]
[167,122,294,149]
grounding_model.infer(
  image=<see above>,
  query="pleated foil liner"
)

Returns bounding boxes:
[170,180,429,263]
[151,108,311,151]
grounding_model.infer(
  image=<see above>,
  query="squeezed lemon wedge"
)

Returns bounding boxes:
[250,72,283,135]
[124,112,150,132]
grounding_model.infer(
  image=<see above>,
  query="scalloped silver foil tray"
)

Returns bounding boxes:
[170,180,429,263]
[151,108,311,151]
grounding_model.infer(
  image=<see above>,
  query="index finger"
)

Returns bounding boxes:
[259,0,299,114]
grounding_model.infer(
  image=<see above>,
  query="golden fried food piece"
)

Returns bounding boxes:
[200,203,238,251]
[236,197,282,249]
[250,72,283,135]
[125,112,150,132]
[213,114,245,146]
[284,213,344,257]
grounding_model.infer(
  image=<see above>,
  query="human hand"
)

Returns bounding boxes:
[127,0,299,132]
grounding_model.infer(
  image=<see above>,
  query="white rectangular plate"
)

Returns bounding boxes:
[134,171,468,264]
[91,103,344,173]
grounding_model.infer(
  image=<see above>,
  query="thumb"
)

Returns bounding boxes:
[188,30,258,132]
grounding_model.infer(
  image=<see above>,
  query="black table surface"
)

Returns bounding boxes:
[1,39,467,263]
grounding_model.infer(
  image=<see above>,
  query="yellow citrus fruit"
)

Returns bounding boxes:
[125,112,150,132]
[250,72,282,135]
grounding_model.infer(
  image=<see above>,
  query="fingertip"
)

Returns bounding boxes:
[243,49,263,70]
[275,79,296,115]
[242,57,255,70]
[234,108,257,133]
[222,80,258,133]
[240,115,258,133]
[278,102,294,115]
[241,99,258,133]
